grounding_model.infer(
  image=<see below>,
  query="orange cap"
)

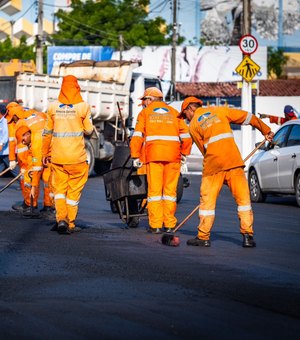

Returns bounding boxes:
[15,125,30,144]
[139,87,163,100]
[179,97,203,117]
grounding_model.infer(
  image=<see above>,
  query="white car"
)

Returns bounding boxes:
[248,120,300,207]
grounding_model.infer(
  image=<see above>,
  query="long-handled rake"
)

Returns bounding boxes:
[161,139,267,247]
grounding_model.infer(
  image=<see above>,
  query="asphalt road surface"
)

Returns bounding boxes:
[1,173,300,339]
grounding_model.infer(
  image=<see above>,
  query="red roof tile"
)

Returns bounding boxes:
[176,79,300,97]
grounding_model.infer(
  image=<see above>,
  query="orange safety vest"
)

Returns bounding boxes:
[42,101,93,164]
[130,101,192,163]
[189,106,271,176]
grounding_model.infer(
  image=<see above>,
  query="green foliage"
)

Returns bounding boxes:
[267,47,289,79]
[0,36,35,62]
[51,0,177,48]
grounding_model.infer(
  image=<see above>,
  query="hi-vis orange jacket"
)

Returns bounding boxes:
[189,106,271,176]
[42,102,93,164]
[130,101,192,163]
[269,114,297,125]
[15,111,47,186]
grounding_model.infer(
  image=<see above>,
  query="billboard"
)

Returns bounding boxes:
[47,46,114,74]
[112,45,267,82]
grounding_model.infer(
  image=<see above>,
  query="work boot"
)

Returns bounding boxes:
[40,206,56,220]
[164,227,175,233]
[22,205,41,218]
[242,234,256,248]
[187,237,211,247]
[12,201,27,212]
[57,220,71,235]
[147,228,162,234]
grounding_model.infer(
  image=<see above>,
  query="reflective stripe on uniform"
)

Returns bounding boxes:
[55,193,66,200]
[9,137,15,142]
[24,182,31,188]
[199,209,215,216]
[132,131,143,137]
[204,132,234,149]
[162,195,176,202]
[66,198,79,206]
[242,112,252,125]
[17,146,28,154]
[146,135,180,142]
[180,133,191,139]
[147,195,162,202]
[32,166,43,171]
[53,131,83,138]
[237,205,252,212]
[43,129,53,136]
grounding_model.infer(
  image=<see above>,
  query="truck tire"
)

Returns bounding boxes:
[85,138,95,177]
[177,174,184,203]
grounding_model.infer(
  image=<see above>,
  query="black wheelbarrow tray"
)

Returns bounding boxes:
[103,166,148,226]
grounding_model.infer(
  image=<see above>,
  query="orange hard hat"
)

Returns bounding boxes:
[6,104,22,123]
[139,87,163,100]
[179,97,203,117]
[15,125,30,144]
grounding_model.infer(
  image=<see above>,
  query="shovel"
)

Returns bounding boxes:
[161,139,267,247]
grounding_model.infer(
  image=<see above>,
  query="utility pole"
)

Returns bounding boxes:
[171,0,177,101]
[241,0,252,163]
[119,34,124,62]
[10,20,15,46]
[36,0,44,74]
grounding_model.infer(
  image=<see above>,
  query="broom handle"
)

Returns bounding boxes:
[0,172,22,193]
[0,162,18,177]
[174,140,266,233]
[174,205,199,232]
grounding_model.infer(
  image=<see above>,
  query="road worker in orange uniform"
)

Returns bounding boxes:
[259,104,298,125]
[180,97,274,248]
[42,75,94,235]
[15,109,54,217]
[130,87,192,234]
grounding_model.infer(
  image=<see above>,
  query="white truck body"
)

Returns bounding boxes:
[16,60,162,174]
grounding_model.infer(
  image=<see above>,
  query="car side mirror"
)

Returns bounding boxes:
[255,141,267,150]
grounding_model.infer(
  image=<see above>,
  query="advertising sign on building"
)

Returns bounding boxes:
[47,46,114,74]
[112,45,267,83]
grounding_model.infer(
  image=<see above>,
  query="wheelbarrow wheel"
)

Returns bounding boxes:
[127,217,139,228]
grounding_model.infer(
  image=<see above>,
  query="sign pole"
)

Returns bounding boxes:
[237,33,259,165]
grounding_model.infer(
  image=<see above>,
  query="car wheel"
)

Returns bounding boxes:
[295,173,300,207]
[248,169,266,203]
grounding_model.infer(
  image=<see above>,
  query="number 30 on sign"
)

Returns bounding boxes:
[239,35,258,55]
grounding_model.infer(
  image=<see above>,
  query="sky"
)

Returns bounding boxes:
[148,0,300,49]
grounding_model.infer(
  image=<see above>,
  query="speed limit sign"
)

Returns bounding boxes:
[239,35,258,55]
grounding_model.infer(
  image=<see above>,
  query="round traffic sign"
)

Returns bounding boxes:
[239,35,258,55]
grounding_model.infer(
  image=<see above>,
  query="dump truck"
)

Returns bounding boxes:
[15,60,163,175]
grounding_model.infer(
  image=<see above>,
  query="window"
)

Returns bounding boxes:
[268,125,290,149]
[287,124,300,147]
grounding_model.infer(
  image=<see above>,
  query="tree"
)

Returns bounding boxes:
[0,36,35,62]
[51,0,178,49]
[267,47,289,79]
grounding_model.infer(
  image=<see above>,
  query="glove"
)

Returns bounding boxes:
[9,160,17,170]
[180,154,188,173]
[259,113,267,119]
[132,158,143,168]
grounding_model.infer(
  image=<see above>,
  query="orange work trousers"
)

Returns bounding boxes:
[42,166,54,208]
[51,162,89,228]
[197,167,254,240]
[146,161,180,229]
